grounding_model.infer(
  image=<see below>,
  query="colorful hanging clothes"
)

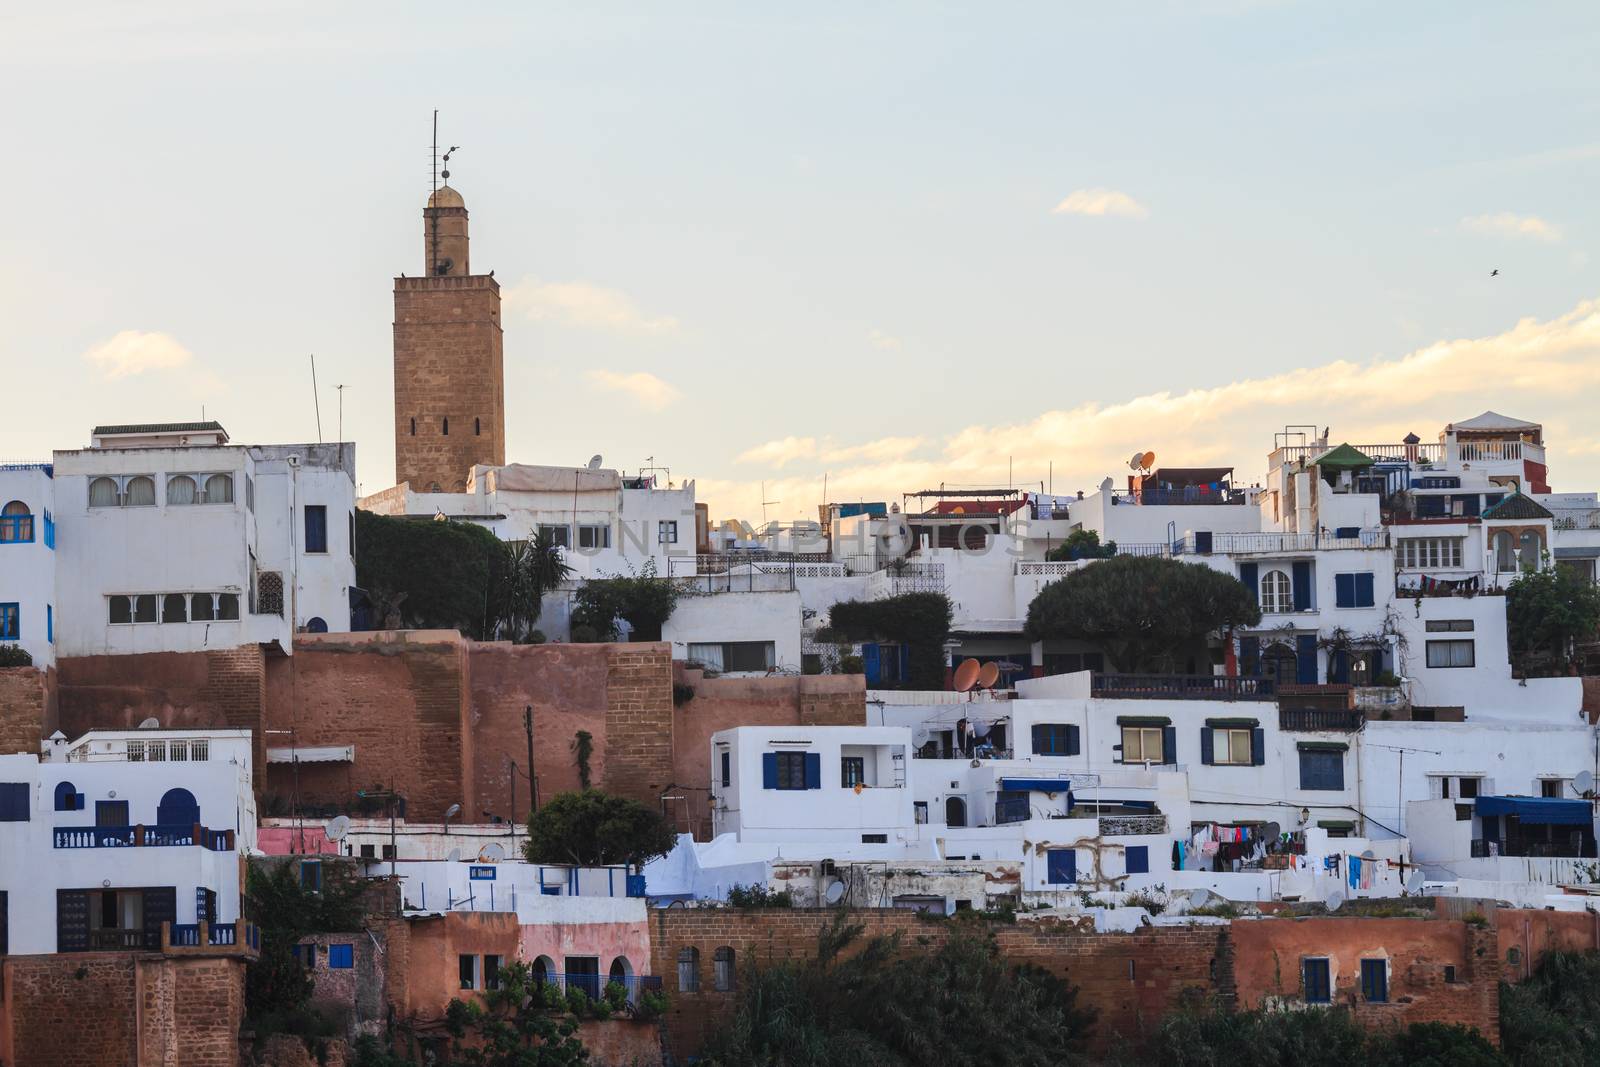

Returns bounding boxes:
[1348,856,1361,890]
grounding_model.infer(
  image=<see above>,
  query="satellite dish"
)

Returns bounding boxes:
[1405,871,1425,895]
[434,257,454,275]
[977,662,1001,690]
[587,455,603,470]
[1264,821,1282,840]
[446,847,462,863]
[824,881,846,905]
[1141,451,1157,469]
[137,717,161,729]
[1361,849,1376,862]
[1326,889,1346,911]
[1188,889,1214,909]
[879,519,910,556]
[1575,771,1594,796]
[480,842,507,863]
[325,815,351,842]
[954,660,981,693]
[1129,452,1145,471]
[970,719,991,739]
[912,727,932,749]
[444,803,462,820]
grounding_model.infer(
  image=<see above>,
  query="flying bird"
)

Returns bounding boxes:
[1490,269,1499,277]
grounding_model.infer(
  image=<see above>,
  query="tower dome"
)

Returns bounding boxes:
[428,184,466,209]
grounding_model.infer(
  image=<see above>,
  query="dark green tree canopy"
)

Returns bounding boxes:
[570,561,680,642]
[1046,529,1118,562]
[497,530,573,643]
[1025,556,1261,672]
[524,789,676,869]
[826,592,952,689]
[355,509,507,638]
[1506,565,1600,675]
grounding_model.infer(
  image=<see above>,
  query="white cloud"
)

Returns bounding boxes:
[585,370,681,412]
[506,278,680,335]
[1460,212,1562,243]
[736,436,817,468]
[867,329,902,351]
[82,330,193,379]
[700,298,1600,521]
[1051,188,1149,220]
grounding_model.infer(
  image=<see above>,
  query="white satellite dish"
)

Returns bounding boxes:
[912,727,932,749]
[587,454,603,470]
[446,847,462,863]
[137,717,161,730]
[1188,889,1214,910]
[1405,871,1425,895]
[480,842,507,863]
[1129,452,1146,471]
[1575,771,1594,796]
[824,881,846,905]
[1326,889,1346,912]
[325,815,351,842]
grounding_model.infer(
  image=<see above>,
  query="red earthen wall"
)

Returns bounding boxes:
[1494,906,1600,982]
[0,665,56,756]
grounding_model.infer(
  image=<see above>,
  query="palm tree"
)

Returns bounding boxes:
[500,530,573,642]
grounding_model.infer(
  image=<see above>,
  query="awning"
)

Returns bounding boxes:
[267,745,354,764]
[1000,778,1072,794]
[1474,796,1592,826]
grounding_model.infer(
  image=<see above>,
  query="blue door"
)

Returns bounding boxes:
[156,788,200,829]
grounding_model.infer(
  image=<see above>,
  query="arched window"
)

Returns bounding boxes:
[1261,642,1297,683]
[54,781,81,811]
[217,593,240,620]
[109,595,132,624]
[677,947,700,992]
[0,500,33,542]
[156,787,200,828]
[945,796,967,828]
[442,417,450,436]
[410,417,416,436]
[205,473,234,504]
[306,617,329,633]
[192,594,216,621]
[1260,569,1293,613]
[1518,530,1542,571]
[124,476,156,507]
[532,955,555,987]
[713,947,736,992]
[1494,531,1516,572]
[89,477,120,508]
[475,417,481,436]
[609,956,634,1001]
[166,475,197,505]
[162,594,188,623]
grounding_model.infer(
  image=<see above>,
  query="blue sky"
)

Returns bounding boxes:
[2,2,1597,518]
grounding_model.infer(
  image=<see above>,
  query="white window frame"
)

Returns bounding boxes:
[577,524,611,550]
[658,520,679,545]
[539,524,571,549]
[1260,569,1293,614]
[1425,639,1475,668]
[1397,537,1464,570]
[89,474,158,508]
[1121,726,1163,764]
[1213,727,1252,766]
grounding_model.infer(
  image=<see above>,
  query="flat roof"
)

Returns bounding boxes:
[92,421,227,435]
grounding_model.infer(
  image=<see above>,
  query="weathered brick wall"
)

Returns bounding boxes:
[601,644,675,808]
[1495,906,1599,982]
[647,908,1229,1059]
[799,676,868,726]
[392,275,505,493]
[1,953,245,1067]
[0,665,55,756]
[1231,916,1500,1043]
[264,632,470,821]
[1583,676,1600,725]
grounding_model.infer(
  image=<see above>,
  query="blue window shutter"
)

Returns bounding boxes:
[0,783,29,822]
[862,643,881,685]
[761,753,778,790]
[1238,563,1258,599]
[1334,574,1354,608]
[1199,727,1214,766]
[1251,728,1265,766]
[1046,849,1077,884]
[1355,573,1374,608]
[1066,724,1080,756]
[1239,635,1260,676]
[804,752,821,790]
[899,644,911,682]
[1126,846,1149,875]
[1161,726,1177,765]
[1291,561,1313,611]
[1333,526,1359,539]
[1295,635,1318,684]
[47,604,53,643]
[1031,724,1045,754]
[1330,650,1349,684]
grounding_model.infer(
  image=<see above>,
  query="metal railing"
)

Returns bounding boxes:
[1090,673,1275,701]
[89,929,151,950]
[1109,488,1250,506]
[1552,509,1600,531]
[53,823,235,850]
[1278,709,1364,732]
[1274,442,1445,465]
[1188,530,1388,554]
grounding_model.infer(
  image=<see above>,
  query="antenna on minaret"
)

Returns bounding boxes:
[427,110,461,276]
[760,481,781,526]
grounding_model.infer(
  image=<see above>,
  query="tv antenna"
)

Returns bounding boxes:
[760,481,780,525]
[428,110,460,276]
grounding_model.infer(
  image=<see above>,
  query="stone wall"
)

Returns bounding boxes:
[0,664,55,756]
[600,645,675,808]
[0,952,245,1067]
[646,908,1228,1059]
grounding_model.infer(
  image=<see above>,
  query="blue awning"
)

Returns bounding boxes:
[1475,796,1593,826]
[999,778,1072,794]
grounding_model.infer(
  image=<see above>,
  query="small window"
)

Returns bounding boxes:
[1426,640,1475,668]
[204,473,234,503]
[1425,619,1475,633]
[306,617,329,633]
[474,417,481,436]
[914,801,928,824]
[1126,845,1149,874]
[191,594,216,622]
[658,520,679,545]
[442,417,450,436]
[1299,749,1345,791]
[217,593,240,620]
[0,602,17,641]
[538,524,571,548]
[359,844,376,859]
[1121,726,1164,764]
[1214,728,1253,766]
[841,756,866,788]
[1032,723,1078,756]
[1542,779,1567,798]
[166,475,198,505]
[861,833,888,843]
[162,594,188,624]
[89,477,120,507]
[484,954,502,990]
[54,781,81,812]
[1360,958,1387,1002]
[300,860,322,892]
[329,943,354,969]
[124,476,156,507]
[677,947,700,992]
[409,418,416,436]
[459,954,478,990]
[720,750,730,788]
[1261,569,1293,613]
[1303,957,1332,1004]
[713,946,736,992]
[1334,572,1375,608]
[774,752,807,790]
[0,500,32,543]
[305,505,328,553]
[577,524,611,550]
[133,594,157,623]
[1046,848,1076,884]
[1444,965,1457,984]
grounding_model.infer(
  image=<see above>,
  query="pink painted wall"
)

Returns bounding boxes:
[257,825,339,855]
[519,919,654,979]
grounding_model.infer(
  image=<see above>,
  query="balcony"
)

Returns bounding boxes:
[165,920,260,954]
[1273,442,1445,466]
[1188,530,1388,555]
[1099,814,1168,836]
[1090,673,1275,701]
[89,929,151,951]
[1279,709,1364,732]
[54,823,235,850]
[1109,488,1250,506]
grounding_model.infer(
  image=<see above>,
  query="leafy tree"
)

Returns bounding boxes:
[1500,951,1600,1066]
[571,730,593,789]
[355,509,507,638]
[524,790,675,868]
[825,592,952,689]
[701,914,1094,1067]
[440,961,590,1065]
[1025,556,1260,672]
[0,644,32,667]
[1145,1006,1502,1067]
[1046,529,1118,562]
[1506,565,1600,675]
[498,530,573,643]
[570,560,680,642]
[245,858,372,1021]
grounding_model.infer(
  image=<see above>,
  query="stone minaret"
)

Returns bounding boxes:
[392,184,505,492]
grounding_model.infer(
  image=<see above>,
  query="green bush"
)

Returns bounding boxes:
[827,593,952,690]
[1501,951,1600,1066]
[0,644,33,667]
[725,883,794,908]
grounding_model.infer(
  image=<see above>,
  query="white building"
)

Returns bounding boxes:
[0,728,256,955]
[0,462,58,667]
[48,423,355,656]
